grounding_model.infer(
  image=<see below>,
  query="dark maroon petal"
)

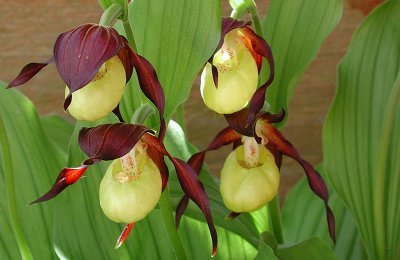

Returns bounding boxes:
[265,142,282,169]
[115,223,135,249]
[31,166,88,204]
[226,211,241,220]
[54,24,122,95]
[147,146,169,191]
[141,134,218,256]
[175,196,189,228]
[131,53,166,140]
[258,109,286,124]
[225,108,254,137]
[7,57,54,88]
[169,157,218,257]
[176,127,242,225]
[259,123,335,242]
[78,123,152,163]
[243,27,275,125]
[118,37,135,82]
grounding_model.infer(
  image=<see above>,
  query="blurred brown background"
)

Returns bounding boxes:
[0,0,374,200]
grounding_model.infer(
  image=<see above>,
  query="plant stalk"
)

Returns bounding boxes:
[0,116,33,260]
[159,186,187,259]
[99,4,123,27]
[175,104,187,134]
[269,195,284,244]
[123,20,137,52]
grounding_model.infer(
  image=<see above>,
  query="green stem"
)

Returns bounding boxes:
[159,186,187,259]
[123,20,137,52]
[248,4,264,37]
[99,4,123,27]
[268,196,284,244]
[175,104,187,134]
[0,116,33,260]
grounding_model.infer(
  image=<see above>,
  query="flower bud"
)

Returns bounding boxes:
[65,55,126,121]
[200,29,258,114]
[220,144,279,212]
[99,142,162,223]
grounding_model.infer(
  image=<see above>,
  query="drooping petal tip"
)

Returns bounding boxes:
[225,211,241,221]
[7,58,53,88]
[115,223,135,249]
[30,165,88,204]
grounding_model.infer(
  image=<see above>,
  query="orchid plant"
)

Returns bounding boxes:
[1,0,399,259]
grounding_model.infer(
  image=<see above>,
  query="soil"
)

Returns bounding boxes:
[0,0,365,201]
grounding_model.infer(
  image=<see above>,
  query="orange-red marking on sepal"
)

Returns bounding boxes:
[65,166,89,184]
[115,223,135,249]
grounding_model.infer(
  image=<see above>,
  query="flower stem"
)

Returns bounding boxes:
[248,3,264,37]
[175,104,187,134]
[99,4,123,27]
[123,20,137,52]
[0,115,33,260]
[269,195,284,244]
[159,186,187,259]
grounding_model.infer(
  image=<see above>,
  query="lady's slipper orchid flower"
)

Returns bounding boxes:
[7,24,148,122]
[176,108,336,243]
[200,18,274,121]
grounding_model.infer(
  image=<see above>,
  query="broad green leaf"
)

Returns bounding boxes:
[277,238,335,260]
[283,177,364,260]
[40,114,74,158]
[323,1,400,259]
[254,234,278,260]
[262,0,343,120]
[121,0,221,121]
[0,84,63,259]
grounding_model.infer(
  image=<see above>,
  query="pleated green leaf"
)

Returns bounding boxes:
[120,0,221,122]
[0,84,62,259]
[40,115,74,158]
[254,240,277,260]
[323,1,400,258]
[262,0,343,117]
[277,238,335,260]
[283,177,364,260]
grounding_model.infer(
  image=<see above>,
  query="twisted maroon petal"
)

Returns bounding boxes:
[78,123,152,164]
[258,122,335,242]
[242,28,275,125]
[117,37,135,83]
[130,53,166,140]
[7,57,54,88]
[175,196,190,228]
[141,134,218,256]
[258,109,285,124]
[175,127,242,226]
[31,165,88,204]
[115,223,135,249]
[54,24,122,109]
[147,146,169,191]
